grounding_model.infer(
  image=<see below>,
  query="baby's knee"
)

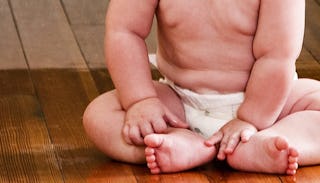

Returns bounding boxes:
[290,79,320,112]
[309,91,320,111]
[82,99,100,135]
[82,91,121,134]
[301,91,320,111]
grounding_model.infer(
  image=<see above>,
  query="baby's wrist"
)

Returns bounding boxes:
[125,96,159,111]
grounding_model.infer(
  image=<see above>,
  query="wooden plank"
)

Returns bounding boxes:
[85,162,137,183]
[71,19,157,94]
[71,23,160,68]
[132,161,282,183]
[0,0,26,69]
[89,69,114,94]
[296,47,320,80]
[304,0,320,63]
[72,25,105,68]
[9,0,137,182]
[0,0,63,182]
[280,166,320,183]
[29,69,138,182]
[61,0,109,25]
[30,69,117,182]
[72,22,157,93]
[200,161,281,183]
[145,172,210,183]
[69,0,157,95]
[130,164,213,183]
[0,92,63,183]
[61,0,108,68]
[10,0,87,69]
[71,19,157,69]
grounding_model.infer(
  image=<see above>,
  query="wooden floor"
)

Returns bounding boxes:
[0,0,320,182]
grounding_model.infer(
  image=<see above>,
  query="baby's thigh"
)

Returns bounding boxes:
[279,78,320,119]
[83,90,123,128]
[83,82,186,126]
[153,81,186,122]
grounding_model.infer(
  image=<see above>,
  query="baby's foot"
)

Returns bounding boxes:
[227,136,299,175]
[144,129,217,174]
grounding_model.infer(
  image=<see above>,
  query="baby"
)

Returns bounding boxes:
[83,0,320,175]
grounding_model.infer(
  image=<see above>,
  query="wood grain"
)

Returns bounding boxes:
[0,0,26,69]
[10,0,87,69]
[297,47,320,80]
[30,69,111,182]
[0,0,63,182]
[72,25,106,68]
[9,0,114,182]
[61,0,109,25]
[0,92,63,183]
[305,0,320,63]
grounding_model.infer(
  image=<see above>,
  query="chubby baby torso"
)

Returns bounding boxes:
[155,0,261,94]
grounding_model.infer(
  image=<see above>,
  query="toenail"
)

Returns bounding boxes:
[146,155,156,161]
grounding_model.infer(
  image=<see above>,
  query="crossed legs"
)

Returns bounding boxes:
[82,82,187,163]
[83,79,320,174]
[83,82,219,171]
[145,79,320,174]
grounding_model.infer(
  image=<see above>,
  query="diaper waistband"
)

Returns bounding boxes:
[160,78,245,111]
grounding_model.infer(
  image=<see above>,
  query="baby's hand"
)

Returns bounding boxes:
[123,97,188,145]
[205,119,257,160]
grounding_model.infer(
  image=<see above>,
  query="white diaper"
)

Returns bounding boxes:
[160,78,244,138]
[151,54,297,138]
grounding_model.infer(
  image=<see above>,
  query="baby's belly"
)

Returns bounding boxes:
[157,59,251,94]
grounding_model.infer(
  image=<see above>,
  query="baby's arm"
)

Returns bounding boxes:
[237,0,305,130]
[105,0,187,145]
[206,0,305,157]
[105,0,158,109]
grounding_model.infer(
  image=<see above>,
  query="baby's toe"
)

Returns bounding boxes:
[145,147,155,156]
[147,162,158,169]
[286,168,297,175]
[146,154,156,163]
[150,167,161,174]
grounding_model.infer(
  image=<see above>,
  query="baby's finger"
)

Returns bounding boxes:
[205,131,223,146]
[150,117,167,133]
[122,124,133,145]
[129,126,144,145]
[224,134,240,154]
[164,109,189,128]
[140,122,154,137]
[217,139,228,160]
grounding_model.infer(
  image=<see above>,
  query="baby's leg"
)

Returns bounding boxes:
[226,131,299,174]
[83,82,186,163]
[83,90,145,163]
[144,128,217,174]
[227,79,320,174]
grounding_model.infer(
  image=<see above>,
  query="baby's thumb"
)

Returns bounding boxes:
[164,109,189,128]
[240,129,255,142]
